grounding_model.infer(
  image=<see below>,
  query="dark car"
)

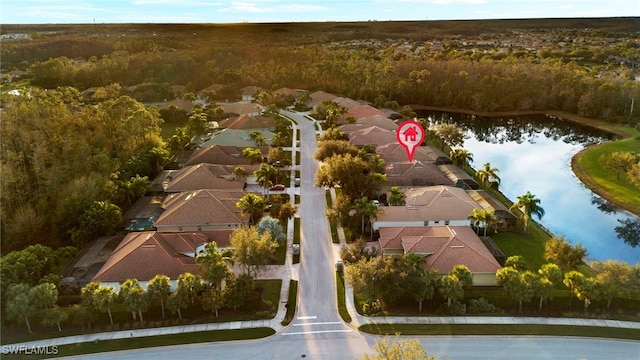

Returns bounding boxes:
[270,184,286,191]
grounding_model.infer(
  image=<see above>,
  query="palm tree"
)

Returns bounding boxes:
[236,193,265,225]
[476,162,501,190]
[387,186,405,206]
[353,196,381,237]
[254,163,276,195]
[233,166,248,185]
[510,191,545,234]
[467,208,487,235]
[450,148,473,167]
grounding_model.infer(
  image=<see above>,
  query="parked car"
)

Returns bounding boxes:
[270,184,286,191]
[335,260,343,272]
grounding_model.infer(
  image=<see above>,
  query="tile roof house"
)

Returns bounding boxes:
[378,226,501,286]
[384,161,454,187]
[186,144,268,166]
[376,143,450,164]
[199,129,274,148]
[273,87,306,99]
[217,114,276,130]
[372,185,482,230]
[333,97,362,110]
[308,91,339,108]
[92,231,234,291]
[163,163,245,193]
[160,98,195,113]
[339,115,399,132]
[216,101,262,116]
[348,126,397,147]
[339,105,389,122]
[241,86,258,102]
[154,189,249,232]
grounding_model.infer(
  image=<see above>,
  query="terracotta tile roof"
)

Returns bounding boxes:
[218,115,276,130]
[375,185,482,223]
[92,231,207,283]
[160,98,195,113]
[200,129,274,148]
[340,116,399,133]
[308,91,338,107]
[164,163,245,192]
[273,87,306,98]
[437,164,480,189]
[339,105,388,122]
[155,189,249,228]
[385,161,454,187]
[217,102,262,115]
[241,86,258,96]
[378,226,501,274]
[186,145,268,166]
[333,97,362,109]
[376,143,448,163]
[348,126,397,146]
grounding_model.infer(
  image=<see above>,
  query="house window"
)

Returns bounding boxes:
[178,226,183,231]
[423,221,429,226]
[434,221,440,224]
[197,225,202,231]
[445,220,450,225]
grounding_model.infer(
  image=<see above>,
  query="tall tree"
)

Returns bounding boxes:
[434,123,465,150]
[438,274,464,307]
[574,277,600,312]
[451,265,473,288]
[315,154,387,201]
[496,267,534,312]
[93,285,117,325]
[450,148,473,167]
[230,227,278,278]
[509,191,545,233]
[241,147,264,165]
[353,197,380,236]
[167,287,189,320]
[177,272,202,305]
[387,186,406,206]
[119,279,148,321]
[236,193,265,225]
[257,216,286,243]
[467,208,497,236]
[5,283,35,333]
[476,162,501,190]
[196,242,231,291]
[147,274,171,319]
[591,260,633,309]
[544,236,587,272]
[563,270,585,307]
[600,151,638,180]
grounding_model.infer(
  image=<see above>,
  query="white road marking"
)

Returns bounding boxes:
[282,329,353,336]
[292,322,342,326]
[296,316,317,320]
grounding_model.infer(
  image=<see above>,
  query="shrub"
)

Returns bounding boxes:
[436,300,467,315]
[468,298,497,314]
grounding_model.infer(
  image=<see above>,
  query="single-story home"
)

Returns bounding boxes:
[348,126,397,147]
[466,189,517,228]
[437,164,480,190]
[372,185,483,230]
[338,104,388,123]
[163,163,245,193]
[92,230,234,291]
[339,115,399,132]
[376,143,450,164]
[378,226,502,286]
[384,160,454,187]
[218,114,276,130]
[154,189,249,232]
[185,145,269,166]
[199,128,274,148]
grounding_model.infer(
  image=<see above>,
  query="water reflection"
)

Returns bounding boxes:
[419,111,640,263]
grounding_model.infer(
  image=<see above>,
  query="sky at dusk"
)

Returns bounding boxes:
[1,0,638,24]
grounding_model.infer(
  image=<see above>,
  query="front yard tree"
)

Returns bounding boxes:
[438,274,464,307]
[509,191,545,234]
[574,277,600,312]
[387,186,405,206]
[592,260,633,309]
[257,216,286,243]
[563,270,585,307]
[275,201,298,225]
[167,288,189,320]
[361,338,436,360]
[231,227,278,278]
[544,236,587,272]
[5,283,35,333]
[496,267,535,312]
[223,273,254,311]
[93,285,117,325]
[353,197,380,236]
[236,193,266,225]
[319,127,349,142]
[315,153,387,201]
[314,140,361,162]
[241,147,264,165]
[451,265,473,288]
[196,242,231,291]
[119,279,148,321]
[177,272,202,305]
[147,274,171,319]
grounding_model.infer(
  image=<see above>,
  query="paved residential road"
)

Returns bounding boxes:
[17,110,639,359]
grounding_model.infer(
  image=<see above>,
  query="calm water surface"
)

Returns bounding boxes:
[420,111,640,264]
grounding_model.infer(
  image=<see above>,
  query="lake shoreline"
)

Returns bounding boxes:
[410,104,640,217]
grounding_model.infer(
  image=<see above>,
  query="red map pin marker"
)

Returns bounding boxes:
[396,120,425,162]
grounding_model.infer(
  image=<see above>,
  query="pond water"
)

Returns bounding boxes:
[418,111,640,264]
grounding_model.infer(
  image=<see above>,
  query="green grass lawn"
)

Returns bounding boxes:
[336,272,352,323]
[491,225,549,270]
[359,323,640,340]
[2,328,275,360]
[281,280,298,326]
[573,135,640,215]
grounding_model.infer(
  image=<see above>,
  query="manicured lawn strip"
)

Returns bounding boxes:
[259,279,282,312]
[358,323,640,340]
[281,280,298,326]
[293,217,301,264]
[296,151,301,165]
[336,272,352,323]
[572,137,640,215]
[3,328,275,360]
